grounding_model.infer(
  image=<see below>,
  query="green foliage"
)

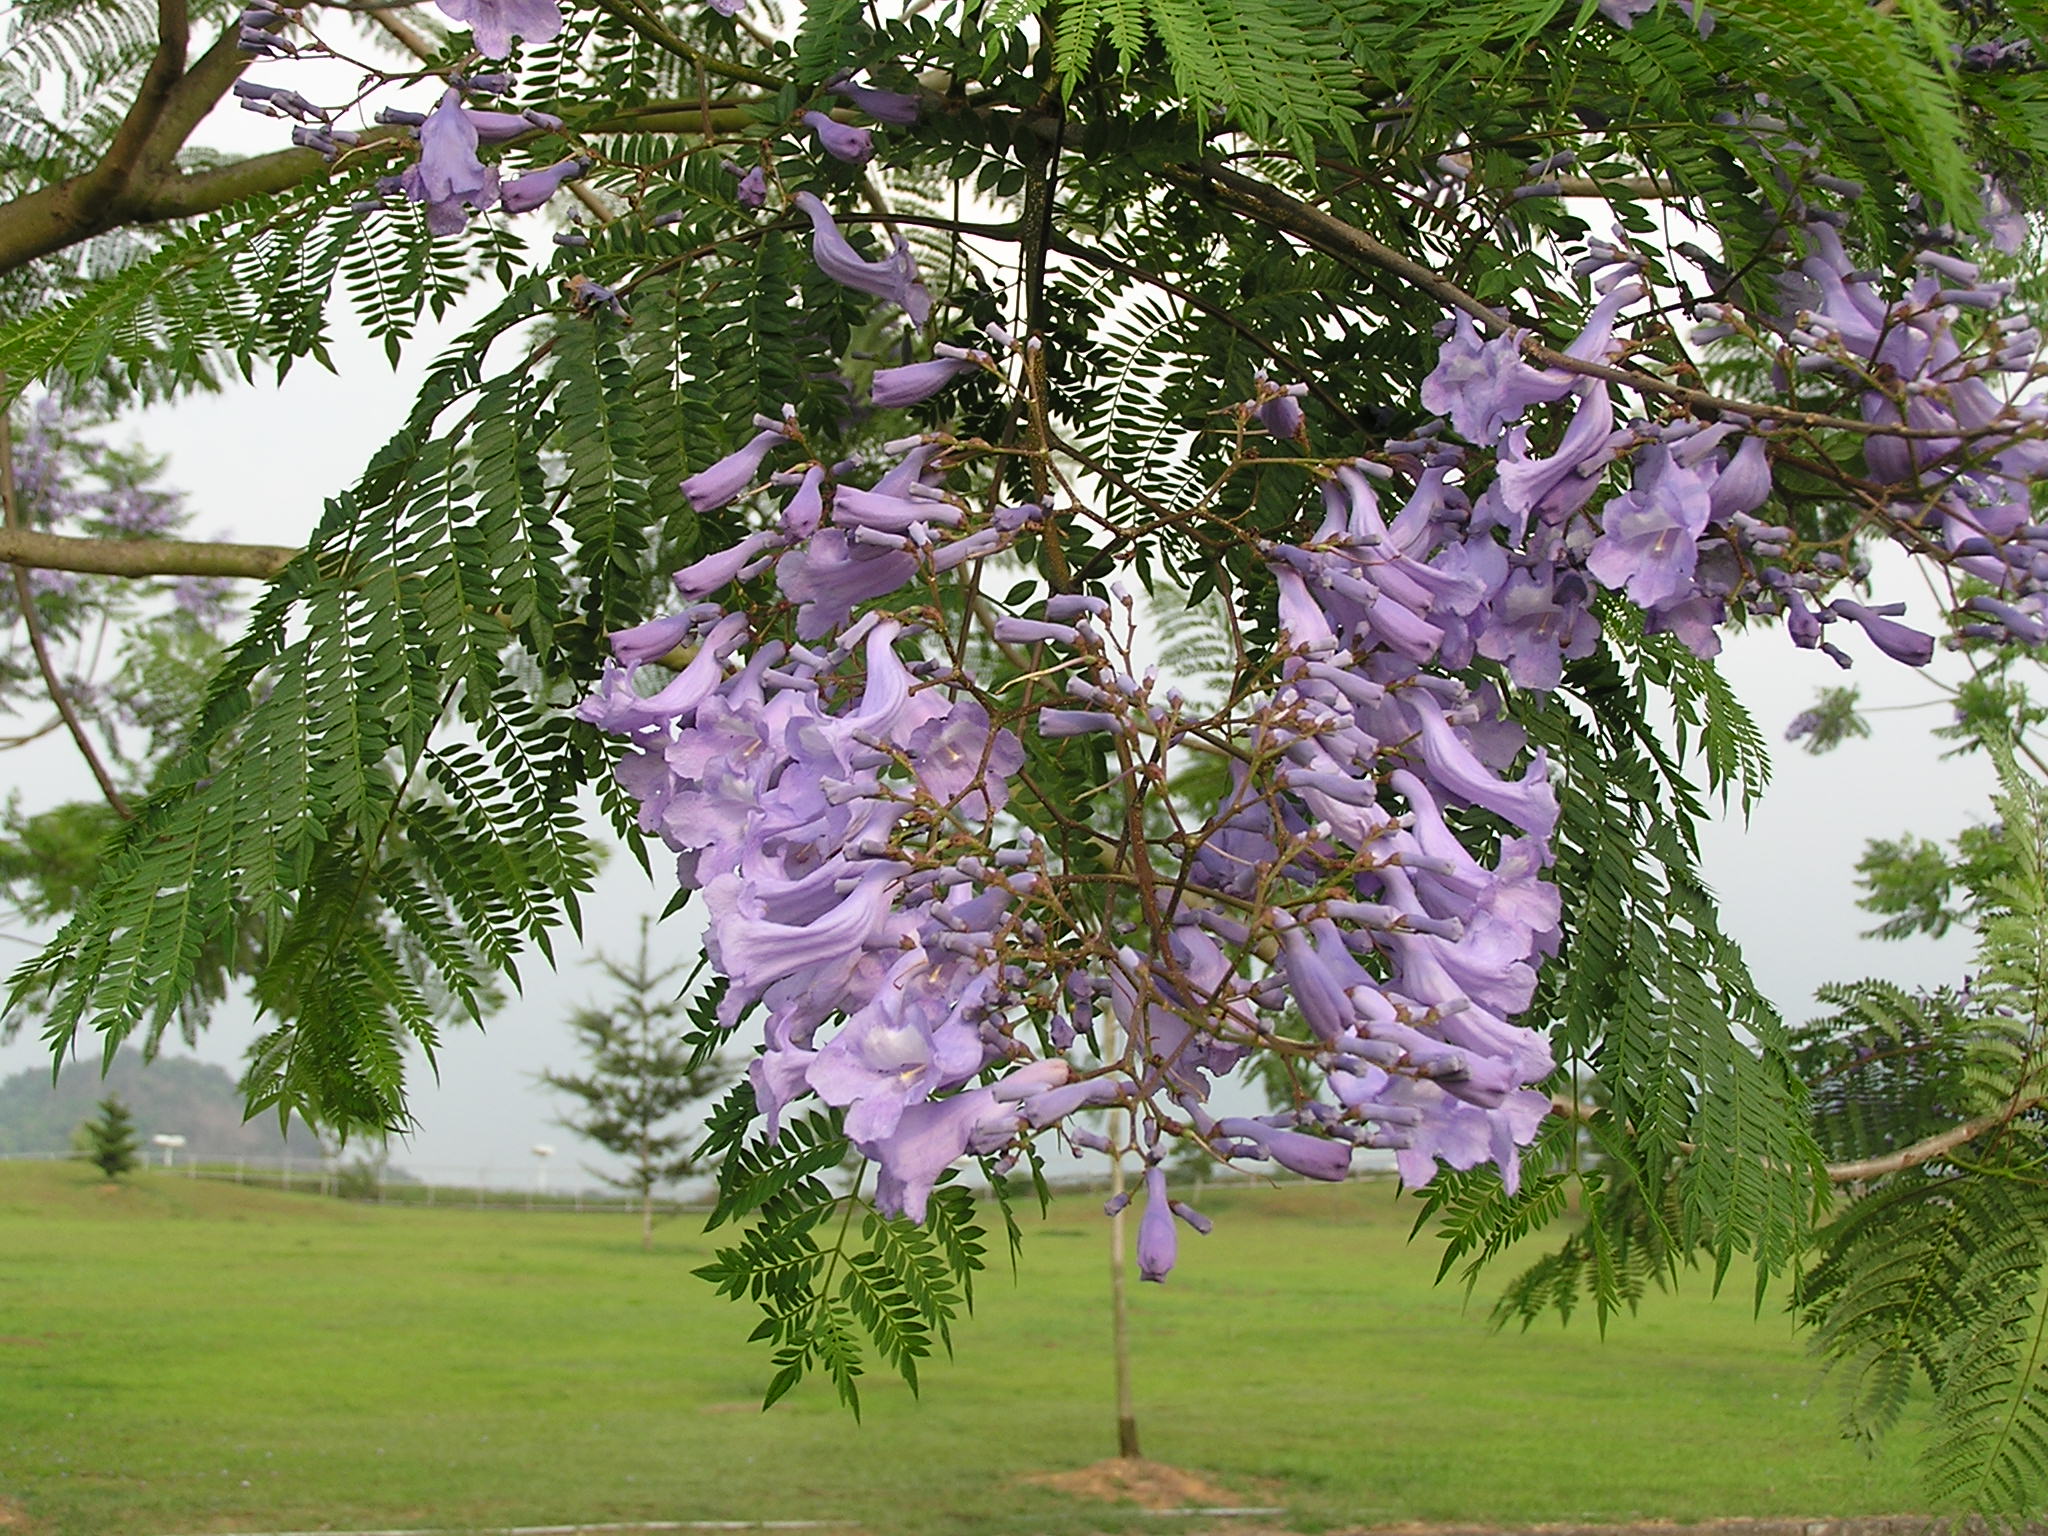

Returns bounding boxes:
[1799,749,2048,1516]
[1786,686,1873,757]
[78,1092,139,1179]
[1417,639,1819,1330]
[695,1082,986,1411]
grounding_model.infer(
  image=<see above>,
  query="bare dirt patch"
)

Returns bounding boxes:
[0,1497,35,1532]
[1024,1457,1265,1511]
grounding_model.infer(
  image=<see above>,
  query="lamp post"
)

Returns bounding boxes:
[531,1143,555,1209]
[150,1133,186,1171]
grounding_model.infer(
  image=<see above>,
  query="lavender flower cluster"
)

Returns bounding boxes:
[577,161,2048,1276]
[1738,222,2048,652]
[575,224,1578,1275]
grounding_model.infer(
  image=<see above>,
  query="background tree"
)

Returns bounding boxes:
[77,1093,139,1180]
[542,924,729,1251]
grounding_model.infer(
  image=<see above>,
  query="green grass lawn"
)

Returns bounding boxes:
[0,1160,1928,1536]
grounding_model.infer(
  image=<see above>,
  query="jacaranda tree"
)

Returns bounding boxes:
[6,0,2048,1511]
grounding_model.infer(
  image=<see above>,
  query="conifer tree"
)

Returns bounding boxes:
[542,923,729,1250]
[78,1095,140,1181]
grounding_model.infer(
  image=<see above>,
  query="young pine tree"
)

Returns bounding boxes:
[541,923,728,1251]
[79,1095,139,1181]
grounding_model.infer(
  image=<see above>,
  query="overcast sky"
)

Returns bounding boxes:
[0,49,2010,1184]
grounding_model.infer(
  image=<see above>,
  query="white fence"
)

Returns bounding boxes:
[0,1149,699,1212]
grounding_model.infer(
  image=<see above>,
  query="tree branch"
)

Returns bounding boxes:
[75,0,194,216]
[1548,1091,2048,1184]
[1822,1098,2048,1183]
[1163,160,1994,443]
[0,528,299,580]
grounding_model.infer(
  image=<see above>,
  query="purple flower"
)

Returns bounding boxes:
[432,0,562,57]
[1473,565,1599,691]
[872,356,979,408]
[734,164,766,209]
[499,157,584,215]
[907,698,1022,818]
[1587,446,1714,608]
[1402,691,1558,840]
[1828,599,1936,666]
[402,88,498,235]
[1708,434,1771,521]
[807,956,986,1140]
[706,869,907,1011]
[1137,1166,1177,1282]
[792,193,931,326]
[680,429,788,513]
[863,1088,1022,1223]
[825,74,922,126]
[775,530,919,640]
[1491,380,1617,531]
[802,111,876,164]
[1421,314,1573,443]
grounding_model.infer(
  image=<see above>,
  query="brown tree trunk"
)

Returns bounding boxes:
[1110,1124,1139,1459]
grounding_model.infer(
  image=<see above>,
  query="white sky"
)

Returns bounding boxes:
[0,41,2010,1183]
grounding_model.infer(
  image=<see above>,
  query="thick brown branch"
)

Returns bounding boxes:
[1823,1099,2048,1183]
[0,528,299,580]
[1548,1091,2047,1184]
[0,24,259,273]
[76,0,194,216]
[369,4,440,58]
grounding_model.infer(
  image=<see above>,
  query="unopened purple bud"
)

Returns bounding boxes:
[377,106,429,127]
[1038,708,1122,738]
[802,111,874,165]
[608,610,699,665]
[872,356,977,408]
[500,157,584,215]
[1103,1190,1131,1217]
[995,616,1079,646]
[1024,1078,1123,1127]
[679,429,787,513]
[1915,250,1981,284]
[825,75,921,126]
[1045,594,1109,622]
[1169,1200,1213,1235]
[1829,599,1935,666]
[733,164,766,208]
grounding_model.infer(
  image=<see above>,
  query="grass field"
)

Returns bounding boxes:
[0,1160,1930,1536]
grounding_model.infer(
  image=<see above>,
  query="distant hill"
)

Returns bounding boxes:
[0,1050,323,1158]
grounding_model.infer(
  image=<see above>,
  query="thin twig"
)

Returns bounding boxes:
[0,388,132,820]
